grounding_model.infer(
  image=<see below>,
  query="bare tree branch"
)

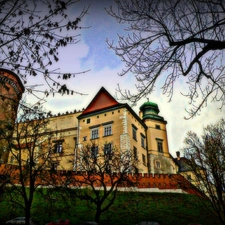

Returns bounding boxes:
[66,142,139,223]
[107,0,225,118]
[182,118,225,224]
[0,0,90,98]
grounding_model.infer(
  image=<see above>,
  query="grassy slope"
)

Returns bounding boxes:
[0,190,221,225]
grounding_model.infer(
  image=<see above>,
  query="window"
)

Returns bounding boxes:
[142,154,146,165]
[83,136,87,141]
[54,141,63,153]
[87,118,90,124]
[91,128,99,139]
[91,145,98,159]
[132,125,137,141]
[187,174,192,181]
[104,125,112,136]
[133,146,138,160]
[10,156,14,163]
[155,124,161,129]
[34,152,39,164]
[156,161,161,168]
[74,137,78,147]
[52,161,59,170]
[141,134,146,148]
[106,164,112,174]
[104,143,113,159]
[156,139,163,152]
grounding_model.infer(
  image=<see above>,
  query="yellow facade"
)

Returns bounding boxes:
[75,87,176,174]
[6,86,178,174]
[48,112,81,170]
[77,106,149,173]
[8,111,81,171]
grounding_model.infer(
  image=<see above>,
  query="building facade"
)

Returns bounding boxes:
[76,87,177,174]
[5,85,178,174]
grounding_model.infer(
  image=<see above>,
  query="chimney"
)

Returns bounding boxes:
[176,151,180,160]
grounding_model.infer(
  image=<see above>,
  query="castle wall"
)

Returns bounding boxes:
[0,163,200,195]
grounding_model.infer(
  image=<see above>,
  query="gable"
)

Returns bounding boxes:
[81,87,120,115]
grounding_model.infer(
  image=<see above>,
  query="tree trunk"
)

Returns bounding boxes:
[95,205,102,223]
[25,210,31,225]
[25,200,32,225]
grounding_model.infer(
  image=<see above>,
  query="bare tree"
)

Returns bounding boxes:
[0,0,89,98]
[107,0,225,118]
[67,142,139,223]
[182,118,225,224]
[0,103,58,225]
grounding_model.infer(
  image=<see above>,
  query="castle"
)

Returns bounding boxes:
[0,69,196,193]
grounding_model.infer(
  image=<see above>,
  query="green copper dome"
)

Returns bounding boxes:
[140,101,159,113]
[140,101,165,122]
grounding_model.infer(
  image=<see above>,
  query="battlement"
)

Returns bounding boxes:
[58,171,199,195]
[0,164,200,196]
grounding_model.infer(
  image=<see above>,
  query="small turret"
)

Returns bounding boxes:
[139,100,173,174]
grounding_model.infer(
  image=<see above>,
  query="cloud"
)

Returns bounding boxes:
[22,0,225,159]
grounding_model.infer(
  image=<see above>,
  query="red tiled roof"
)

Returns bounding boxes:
[81,87,120,116]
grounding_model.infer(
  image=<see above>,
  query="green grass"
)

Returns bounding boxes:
[0,188,221,225]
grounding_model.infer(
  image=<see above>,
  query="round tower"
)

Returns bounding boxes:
[0,68,25,163]
[140,101,175,174]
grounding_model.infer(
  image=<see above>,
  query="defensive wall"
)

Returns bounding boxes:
[58,171,200,195]
[0,164,201,196]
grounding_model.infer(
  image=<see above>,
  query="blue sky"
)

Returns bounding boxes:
[25,0,224,157]
[79,1,124,71]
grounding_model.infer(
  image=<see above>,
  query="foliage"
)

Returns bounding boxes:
[107,0,225,118]
[0,0,89,97]
[0,103,60,225]
[182,118,225,224]
[67,142,139,222]
[0,190,220,225]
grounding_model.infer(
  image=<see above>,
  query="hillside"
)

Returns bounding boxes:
[0,189,221,225]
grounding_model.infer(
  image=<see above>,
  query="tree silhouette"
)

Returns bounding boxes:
[0,0,89,98]
[107,0,225,118]
[67,142,139,223]
[0,103,60,225]
[182,118,225,224]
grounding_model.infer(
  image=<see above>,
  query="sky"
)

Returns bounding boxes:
[25,0,225,157]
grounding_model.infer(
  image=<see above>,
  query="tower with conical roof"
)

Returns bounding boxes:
[140,101,176,174]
